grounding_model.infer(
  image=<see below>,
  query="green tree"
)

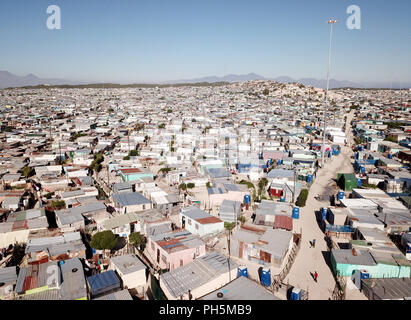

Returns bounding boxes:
[179,183,187,191]
[295,189,309,207]
[158,123,166,129]
[90,230,118,252]
[187,183,195,189]
[262,88,269,96]
[206,182,212,188]
[22,166,35,178]
[167,109,173,113]
[238,216,246,225]
[129,232,146,251]
[51,200,66,210]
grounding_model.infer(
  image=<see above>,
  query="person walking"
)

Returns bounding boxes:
[314,271,318,282]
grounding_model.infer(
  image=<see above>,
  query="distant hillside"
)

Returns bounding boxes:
[1,70,410,90]
[0,71,81,89]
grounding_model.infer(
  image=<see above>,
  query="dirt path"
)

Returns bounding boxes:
[284,111,356,300]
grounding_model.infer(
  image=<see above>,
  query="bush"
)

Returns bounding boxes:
[22,166,35,178]
[206,182,212,188]
[129,232,146,251]
[129,150,138,157]
[187,183,195,189]
[51,200,66,210]
[179,183,187,191]
[90,230,118,251]
[296,189,309,207]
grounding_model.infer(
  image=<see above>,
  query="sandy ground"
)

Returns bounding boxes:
[284,111,366,300]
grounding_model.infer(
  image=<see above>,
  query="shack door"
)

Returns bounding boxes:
[239,241,244,259]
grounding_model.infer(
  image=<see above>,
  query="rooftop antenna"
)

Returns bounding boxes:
[321,19,338,168]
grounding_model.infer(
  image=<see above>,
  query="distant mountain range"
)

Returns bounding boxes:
[164,73,411,89]
[0,70,410,89]
[0,71,82,89]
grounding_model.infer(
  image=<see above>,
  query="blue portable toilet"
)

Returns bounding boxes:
[322,207,328,220]
[278,159,283,165]
[259,152,263,159]
[360,270,370,279]
[292,207,300,219]
[337,190,345,201]
[357,178,362,187]
[388,154,393,159]
[244,194,251,204]
[237,266,248,278]
[360,166,365,174]
[58,260,65,266]
[260,267,271,287]
[290,287,302,300]
[280,196,286,203]
[307,174,312,183]
[268,158,273,166]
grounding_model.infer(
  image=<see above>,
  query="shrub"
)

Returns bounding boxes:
[129,232,146,251]
[187,183,195,189]
[90,230,118,251]
[296,189,309,207]
[179,183,187,191]
[51,200,66,210]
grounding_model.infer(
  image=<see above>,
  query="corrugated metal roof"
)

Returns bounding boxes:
[112,192,151,206]
[160,252,237,298]
[87,270,120,297]
[93,289,133,300]
[199,276,281,300]
[274,215,293,231]
[111,254,146,275]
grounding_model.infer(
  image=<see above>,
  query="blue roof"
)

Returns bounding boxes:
[87,270,120,296]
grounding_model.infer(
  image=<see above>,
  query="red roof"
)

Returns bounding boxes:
[120,168,143,174]
[274,215,293,231]
[196,216,223,225]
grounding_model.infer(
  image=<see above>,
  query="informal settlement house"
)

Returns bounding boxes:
[160,252,238,300]
[112,192,152,214]
[199,274,281,300]
[0,208,49,248]
[146,229,206,270]
[180,206,224,237]
[15,257,87,300]
[230,225,294,268]
[109,254,146,296]
[253,200,293,231]
[331,248,411,279]
[218,199,242,223]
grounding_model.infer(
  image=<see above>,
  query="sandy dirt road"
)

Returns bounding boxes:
[284,111,360,300]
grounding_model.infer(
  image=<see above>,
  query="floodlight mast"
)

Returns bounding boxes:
[321,19,338,168]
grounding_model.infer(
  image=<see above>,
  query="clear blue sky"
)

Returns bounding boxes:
[0,0,410,83]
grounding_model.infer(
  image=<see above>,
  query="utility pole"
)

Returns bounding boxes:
[292,166,297,204]
[321,19,338,168]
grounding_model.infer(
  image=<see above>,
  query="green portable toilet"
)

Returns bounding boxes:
[338,173,358,191]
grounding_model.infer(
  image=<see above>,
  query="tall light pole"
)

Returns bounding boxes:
[321,19,338,168]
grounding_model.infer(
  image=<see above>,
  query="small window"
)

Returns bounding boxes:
[161,254,167,264]
[151,241,155,251]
